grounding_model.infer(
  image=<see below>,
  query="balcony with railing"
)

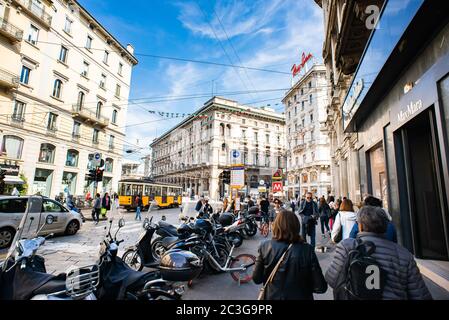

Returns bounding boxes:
[0,16,24,42]
[293,141,306,153]
[3,115,25,128]
[14,0,52,28]
[72,104,110,128]
[0,67,19,89]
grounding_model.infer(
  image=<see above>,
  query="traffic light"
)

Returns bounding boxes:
[87,169,97,181]
[0,169,6,195]
[96,168,104,182]
[222,170,231,184]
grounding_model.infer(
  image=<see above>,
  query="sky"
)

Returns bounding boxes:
[78,0,325,162]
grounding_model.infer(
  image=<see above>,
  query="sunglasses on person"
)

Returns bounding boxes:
[306,196,312,200]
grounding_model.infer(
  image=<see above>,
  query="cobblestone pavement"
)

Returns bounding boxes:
[1,207,447,300]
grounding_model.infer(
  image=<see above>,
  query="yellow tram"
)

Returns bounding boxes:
[118,179,182,210]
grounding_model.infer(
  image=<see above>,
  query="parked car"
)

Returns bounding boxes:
[0,196,83,249]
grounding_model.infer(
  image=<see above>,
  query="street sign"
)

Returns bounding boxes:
[259,180,265,186]
[272,169,283,180]
[230,149,243,166]
[90,153,102,167]
[272,181,283,193]
[230,166,244,188]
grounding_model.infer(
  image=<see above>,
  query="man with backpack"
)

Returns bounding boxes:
[325,205,431,300]
[298,192,319,248]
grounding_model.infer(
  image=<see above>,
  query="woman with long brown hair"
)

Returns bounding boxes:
[253,209,327,300]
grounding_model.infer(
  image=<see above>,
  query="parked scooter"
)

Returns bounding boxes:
[95,217,202,300]
[0,196,98,300]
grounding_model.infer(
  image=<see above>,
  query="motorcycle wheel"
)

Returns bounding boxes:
[204,244,229,274]
[230,254,256,283]
[227,232,243,248]
[122,249,143,271]
[151,237,166,261]
[243,222,257,237]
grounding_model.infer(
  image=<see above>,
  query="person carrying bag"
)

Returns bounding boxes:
[253,209,327,300]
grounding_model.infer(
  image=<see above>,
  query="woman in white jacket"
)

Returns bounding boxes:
[331,199,357,243]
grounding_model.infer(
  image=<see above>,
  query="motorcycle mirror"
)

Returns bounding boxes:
[45,215,55,225]
[161,215,166,221]
[118,218,125,228]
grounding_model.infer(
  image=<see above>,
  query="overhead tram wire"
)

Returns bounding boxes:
[33,40,291,75]
[195,0,256,100]
[211,5,261,99]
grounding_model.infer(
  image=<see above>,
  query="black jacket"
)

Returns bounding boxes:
[253,240,327,300]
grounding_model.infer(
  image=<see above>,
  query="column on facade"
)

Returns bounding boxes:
[209,166,219,201]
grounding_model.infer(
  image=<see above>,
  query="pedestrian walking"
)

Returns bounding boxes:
[298,192,319,248]
[195,196,204,213]
[135,194,143,221]
[349,195,398,242]
[246,195,255,208]
[331,199,357,243]
[290,198,296,213]
[325,205,432,300]
[92,193,101,225]
[318,197,331,238]
[113,192,120,217]
[253,209,327,300]
[101,192,111,218]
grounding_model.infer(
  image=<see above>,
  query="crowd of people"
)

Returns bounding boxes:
[248,192,432,300]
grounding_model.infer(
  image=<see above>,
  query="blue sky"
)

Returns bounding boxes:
[78,0,324,161]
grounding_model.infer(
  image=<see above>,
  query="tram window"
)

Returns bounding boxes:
[161,187,168,197]
[125,184,131,196]
[144,185,150,195]
[137,185,143,195]
[167,187,175,196]
[132,185,138,195]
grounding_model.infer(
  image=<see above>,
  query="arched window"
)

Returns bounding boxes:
[219,123,225,136]
[76,91,85,110]
[310,171,317,182]
[105,158,113,172]
[96,101,103,119]
[226,124,231,137]
[111,109,118,124]
[52,79,62,98]
[66,149,79,167]
[39,143,56,163]
[1,135,24,159]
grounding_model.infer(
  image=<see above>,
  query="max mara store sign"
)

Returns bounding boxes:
[396,99,423,123]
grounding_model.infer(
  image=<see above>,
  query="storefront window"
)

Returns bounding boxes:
[38,143,56,163]
[66,149,79,167]
[62,172,77,195]
[33,168,53,197]
[368,143,388,210]
[1,135,24,159]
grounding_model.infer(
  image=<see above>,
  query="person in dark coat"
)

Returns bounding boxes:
[298,192,319,247]
[349,195,397,242]
[253,209,327,300]
[325,205,432,300]
[101,192,111,217]
[318,196,331,237]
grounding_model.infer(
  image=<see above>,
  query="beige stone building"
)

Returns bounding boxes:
[282,64,331,198]
[151,97,286,200]
[0,0,137,197]
[314,0,381,201]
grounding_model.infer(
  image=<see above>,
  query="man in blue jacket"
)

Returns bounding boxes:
[298,192,319,247]
[349,195,397,242]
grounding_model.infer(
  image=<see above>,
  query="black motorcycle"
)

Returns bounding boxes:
[96,218,202,300]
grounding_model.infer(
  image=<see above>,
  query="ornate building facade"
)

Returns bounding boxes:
[283,64,331,198]
[150,97,286,200]
[0,0,137,196]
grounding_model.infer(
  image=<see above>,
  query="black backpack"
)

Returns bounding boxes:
[338,239,386,300]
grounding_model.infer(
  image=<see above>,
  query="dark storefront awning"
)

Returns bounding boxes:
[341,0,449,132]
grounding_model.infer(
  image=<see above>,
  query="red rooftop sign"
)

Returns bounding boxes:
[291,52,313,77]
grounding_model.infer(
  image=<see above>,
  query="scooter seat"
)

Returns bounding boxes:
[33,275,67,296]
[161,236,180,248]
[158,221,178,236]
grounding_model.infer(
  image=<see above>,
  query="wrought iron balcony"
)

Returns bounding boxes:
[72,104,110,128]
[0,67,19,89]
[0,16,23,42]
[14,0,52,28]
